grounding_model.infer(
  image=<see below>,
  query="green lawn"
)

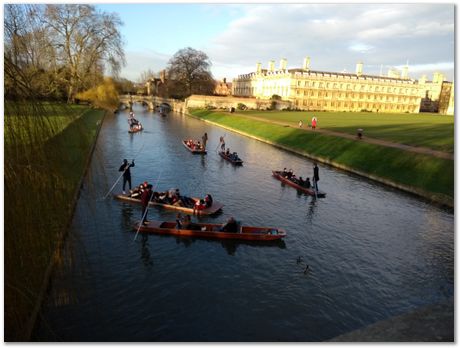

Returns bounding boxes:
[4,102,89,145]
[240,110,454,152]
[190,109,453,205]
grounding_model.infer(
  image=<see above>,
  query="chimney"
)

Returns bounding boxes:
[303,56,311,71]
[279,58,287,70]
[356,61,363,76]
[268,60,275,72]
[256,62,262,74]
[223,78,226,84]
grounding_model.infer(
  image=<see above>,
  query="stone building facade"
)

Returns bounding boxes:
[232,57,454,115]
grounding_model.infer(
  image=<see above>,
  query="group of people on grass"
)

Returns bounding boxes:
[298,116,318,130]
[281,163,320,191]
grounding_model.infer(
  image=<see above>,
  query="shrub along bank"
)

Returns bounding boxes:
[4,104,105,341]
[189,109,453,207]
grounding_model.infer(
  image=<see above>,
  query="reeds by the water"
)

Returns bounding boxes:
[4,100,104,341]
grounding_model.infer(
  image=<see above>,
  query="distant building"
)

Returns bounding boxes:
[145,70,168,97]
[214,78,232,96]
[232,57,454,114]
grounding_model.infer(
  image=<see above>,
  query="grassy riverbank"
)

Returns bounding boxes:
[189,109,453,206]
[241,110,454,152]
[4,102,105,341]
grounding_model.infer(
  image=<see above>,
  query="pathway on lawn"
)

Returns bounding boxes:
[234,113,454,160]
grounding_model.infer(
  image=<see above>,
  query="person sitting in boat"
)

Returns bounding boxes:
[282,168,288,177]
[181,214,192,229]
[225,148,230,156]
[231,152,240,161]
[204,194,213,208]
[193,199,206,213]
[305,177,311,189]
[181,215,201,230]
[130,183,143,198]
[298,176,305,186]
[220,217,238,233]
[287,169,294,179]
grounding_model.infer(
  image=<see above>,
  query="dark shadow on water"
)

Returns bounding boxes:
[144,233,286,255]
[139,234,154,268]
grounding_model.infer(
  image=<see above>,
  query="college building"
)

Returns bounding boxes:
[232,57,454,115]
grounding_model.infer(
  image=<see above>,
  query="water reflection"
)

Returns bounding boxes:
[139,234,154,268]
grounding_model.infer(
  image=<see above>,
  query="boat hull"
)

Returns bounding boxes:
[183,140,207,154]
[272,171,326,197]
[134,220,286,241]
[114,194,223,215]
[219,151,243,165]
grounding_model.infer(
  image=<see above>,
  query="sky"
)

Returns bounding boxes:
[96,3,455,83]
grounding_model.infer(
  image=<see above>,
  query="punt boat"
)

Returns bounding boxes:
[272,170,326,197]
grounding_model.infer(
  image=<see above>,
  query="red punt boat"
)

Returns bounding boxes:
[114,193,223,215]
[219,151,243,165]
[134,220,286,241]
[272,170,326,197]
[183,140,207,154]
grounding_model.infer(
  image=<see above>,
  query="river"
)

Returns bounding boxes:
[34,105,454,342]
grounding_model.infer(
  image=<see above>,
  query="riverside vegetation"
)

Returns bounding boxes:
[189,109,454,207]
[4,101,105,341]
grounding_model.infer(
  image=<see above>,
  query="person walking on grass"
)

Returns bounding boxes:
[311,116,317,130]
[119,159,135,194]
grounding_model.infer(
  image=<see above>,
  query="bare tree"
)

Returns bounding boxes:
[41,4,125,102]
[166,47,214,99]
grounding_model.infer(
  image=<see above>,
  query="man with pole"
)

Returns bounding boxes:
[313,163,320,192]
[140,184,153,225]
[119,159,135,194]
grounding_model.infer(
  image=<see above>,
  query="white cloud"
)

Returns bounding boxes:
[207,3,454,81]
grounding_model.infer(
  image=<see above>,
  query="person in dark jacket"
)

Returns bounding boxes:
[220,217,238,233]
[313,163,320,191]
[119,159,135,194]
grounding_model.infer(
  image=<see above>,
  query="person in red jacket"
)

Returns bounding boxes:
[140,184,153,224]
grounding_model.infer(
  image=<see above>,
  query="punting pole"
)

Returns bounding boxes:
[133,169,162,242]
[215,133,226,153]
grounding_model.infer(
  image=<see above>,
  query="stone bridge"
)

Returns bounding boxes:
[118,95,175,113]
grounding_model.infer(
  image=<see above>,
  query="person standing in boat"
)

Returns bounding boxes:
[119,159,135,194]
[313,163,320,191]
[202,132,208,150]
[219,136,225,151]
[140,184,153,225]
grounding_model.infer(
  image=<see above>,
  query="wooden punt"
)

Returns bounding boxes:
[219,151,243,165]
[272,170,326,198]
[182,140,207,154]
[134,220,286,241]
[114,193,223,215]
[128,125,143,133]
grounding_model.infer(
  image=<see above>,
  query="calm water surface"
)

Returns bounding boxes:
[35,106,454,341]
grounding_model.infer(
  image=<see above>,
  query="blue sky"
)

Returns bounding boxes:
[96,3,455,83]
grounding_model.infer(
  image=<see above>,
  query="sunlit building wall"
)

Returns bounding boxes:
[232,57,453,114]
